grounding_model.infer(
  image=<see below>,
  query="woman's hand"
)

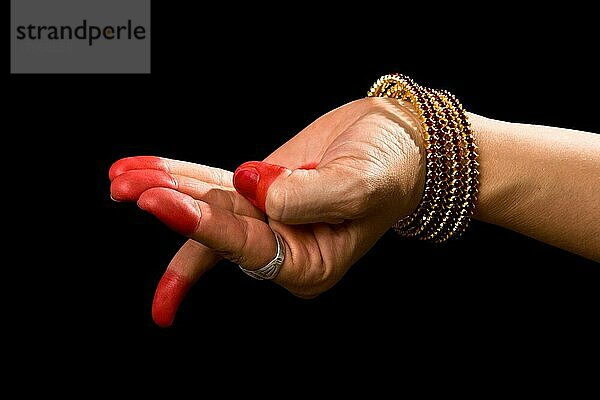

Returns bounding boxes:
[109,97,425,327]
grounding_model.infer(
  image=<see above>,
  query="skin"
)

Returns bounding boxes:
[233,161,287,210]
[152,269,192,328]
[109,97,600,327]
[111,170,177,202]
[471,116,600,260]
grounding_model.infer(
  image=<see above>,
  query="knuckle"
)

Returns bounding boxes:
[291,262,335,298]
[283,257,333,299]
[210,169,228,187]
[267,183,290,221]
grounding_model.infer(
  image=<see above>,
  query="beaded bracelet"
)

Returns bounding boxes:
[367,74,479,243]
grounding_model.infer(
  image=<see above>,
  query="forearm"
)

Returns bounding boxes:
[470,114,600,261]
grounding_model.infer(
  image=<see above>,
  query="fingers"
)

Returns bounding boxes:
[137,187,374,298]
[152,240,220,328]
[233,161,366,224]
[137,187,201,235]
[111,169,177,201]
[111,169,262,219]
[174,175,261,218]
[109,156,168,181]
[109,156,233,188]
[138,188,295,283]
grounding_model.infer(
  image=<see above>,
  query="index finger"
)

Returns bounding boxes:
[109,156,233,188]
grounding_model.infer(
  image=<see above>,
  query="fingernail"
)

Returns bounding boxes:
[234,161,287,212]
[137,188,201,236]
[152,270,192,328]
[233,166,259,205]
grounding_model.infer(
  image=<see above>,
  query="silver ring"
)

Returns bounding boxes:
[239,231,285,280]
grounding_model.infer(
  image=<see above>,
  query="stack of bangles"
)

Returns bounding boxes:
[368,74,479,243]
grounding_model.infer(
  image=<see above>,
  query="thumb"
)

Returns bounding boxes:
[233,161,362,224]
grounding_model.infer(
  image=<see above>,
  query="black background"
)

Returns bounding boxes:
[6,4,599,379]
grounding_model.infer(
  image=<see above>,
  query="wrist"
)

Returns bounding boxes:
[374,98,426,220]
[468,113,525,226]
[366,74,480,242]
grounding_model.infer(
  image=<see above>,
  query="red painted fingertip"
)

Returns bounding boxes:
[233,161,286,212]
[152,270,192,328]
[233,167,259,204]
[137,188,201,236]
[109,156,168,181]
[110,170,177,202]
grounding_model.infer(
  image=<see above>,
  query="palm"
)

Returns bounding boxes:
[261,99,422,293]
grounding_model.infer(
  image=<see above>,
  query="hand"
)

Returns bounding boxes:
[109,97,425,327]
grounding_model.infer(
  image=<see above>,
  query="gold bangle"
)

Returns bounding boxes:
[367,74,479,243]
